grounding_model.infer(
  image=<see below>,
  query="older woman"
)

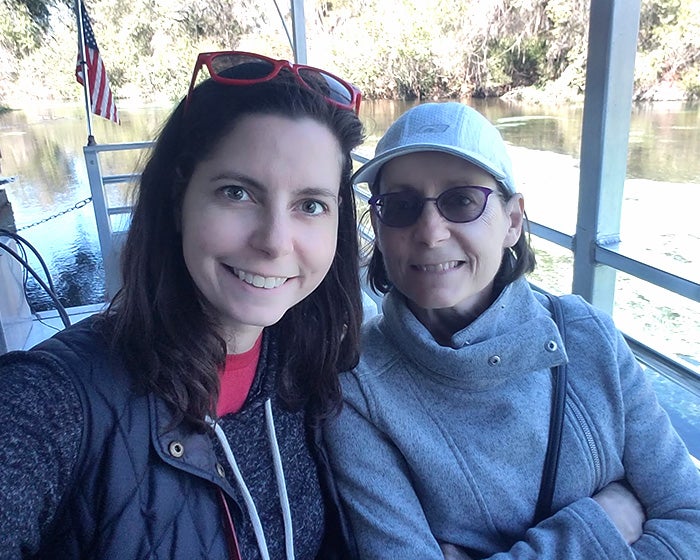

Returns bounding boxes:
[324,102,700,559]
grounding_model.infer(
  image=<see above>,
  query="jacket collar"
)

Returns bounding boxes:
[378,278,567,388]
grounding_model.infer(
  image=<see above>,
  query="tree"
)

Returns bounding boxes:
[3,0,72,31]
[2,0,700,105]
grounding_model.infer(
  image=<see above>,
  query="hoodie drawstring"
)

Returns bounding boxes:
[206,398,294,560]
[265,398,294,559]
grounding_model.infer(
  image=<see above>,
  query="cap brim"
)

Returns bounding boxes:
[352,144,510,190]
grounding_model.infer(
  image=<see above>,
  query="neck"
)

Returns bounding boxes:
[223,325,264,354]
[408,294,494,347]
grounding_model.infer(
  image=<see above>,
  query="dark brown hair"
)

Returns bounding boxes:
[104,70,364,428]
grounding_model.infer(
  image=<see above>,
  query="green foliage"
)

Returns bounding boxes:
[639,0,681,51]
[635,0,700,99]
[174,0,267,49]
[487,36,549,91]
[0,0,698,106]
[2,0,71,33]
[0,0,43,57]
[681,66,700,99]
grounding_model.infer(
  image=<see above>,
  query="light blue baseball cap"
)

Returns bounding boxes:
[352,102,515,194]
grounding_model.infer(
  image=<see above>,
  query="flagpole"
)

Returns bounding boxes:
[75,0,95,145]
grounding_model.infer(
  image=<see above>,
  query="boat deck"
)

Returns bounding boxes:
[20,303,106,351]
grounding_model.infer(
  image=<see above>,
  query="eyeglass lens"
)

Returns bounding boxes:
[210,53,275,79]
[372,186,493,227]
[297,68,353,106]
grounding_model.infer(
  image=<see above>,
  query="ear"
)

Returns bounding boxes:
[503,193,525,248]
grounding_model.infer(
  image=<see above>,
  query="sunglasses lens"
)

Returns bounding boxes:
[372,187,492,227]
[374,192,423,227]
[437,187,490,222]
[298,68,353,107]
[210,53,275,80]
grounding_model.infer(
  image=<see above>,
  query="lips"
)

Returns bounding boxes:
[229,266,288,289]
[412,260,462,272]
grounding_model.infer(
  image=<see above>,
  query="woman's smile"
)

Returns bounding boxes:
[411,260,464,273]
[227,265,289,289]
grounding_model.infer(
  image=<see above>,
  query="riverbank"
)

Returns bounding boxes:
[1,78,694,115]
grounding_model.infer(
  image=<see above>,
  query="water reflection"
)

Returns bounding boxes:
[628,102,700,182]
[0,104,170,310]
[1,100,699,312]
[13,206,104,310]
[24,218,106,310]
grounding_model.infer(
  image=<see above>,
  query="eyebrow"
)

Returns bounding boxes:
[381,182,420,193]
[210,172,338,201]
[295,187,339,201]
[210,171,264,189]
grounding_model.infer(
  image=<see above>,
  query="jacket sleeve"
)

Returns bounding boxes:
[0,351,83,558]
[606,314,700,558]
[324,377,637,559]
[484,308,700,559]
[323,376,447,559]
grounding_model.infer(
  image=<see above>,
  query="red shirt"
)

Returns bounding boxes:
[216,335,262,417]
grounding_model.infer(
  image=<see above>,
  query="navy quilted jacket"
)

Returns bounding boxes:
[0,318,347,559]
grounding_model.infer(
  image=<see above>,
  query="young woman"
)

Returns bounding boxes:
[0,51,363,559]
[324,102,700,559]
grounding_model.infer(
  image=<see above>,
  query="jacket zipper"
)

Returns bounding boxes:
[567,398,601,481]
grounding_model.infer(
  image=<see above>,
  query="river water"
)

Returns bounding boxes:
[1,99,699,338]
[1,98,699,310]
[1,98,699,456]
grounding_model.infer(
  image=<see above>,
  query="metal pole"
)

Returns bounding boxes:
[573,0,641,312]
[75,0,95,145]
[289,0,307,64]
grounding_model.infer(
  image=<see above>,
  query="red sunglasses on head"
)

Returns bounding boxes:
[184,51,362,114]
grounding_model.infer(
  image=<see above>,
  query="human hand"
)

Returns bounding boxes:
[439,542,475,560]
[592,480,646,544]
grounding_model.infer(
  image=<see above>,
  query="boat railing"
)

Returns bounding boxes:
[84,142,700,407]
[83,141,151,298]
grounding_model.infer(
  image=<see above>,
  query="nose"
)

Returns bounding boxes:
[411,200,450,247]
[250,209,294,257]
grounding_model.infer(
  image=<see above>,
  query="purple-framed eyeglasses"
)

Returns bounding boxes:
[368,186,496,228]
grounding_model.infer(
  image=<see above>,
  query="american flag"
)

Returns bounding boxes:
[75,1,119,124]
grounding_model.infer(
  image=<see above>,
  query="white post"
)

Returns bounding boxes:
[75,0,95,145]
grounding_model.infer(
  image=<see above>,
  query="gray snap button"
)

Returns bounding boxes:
[168,441,184,458]
[216,463,226,478]
[488,355,501,366]
[546,340,558,352]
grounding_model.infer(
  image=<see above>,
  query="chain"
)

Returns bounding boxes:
[17,197,93,231]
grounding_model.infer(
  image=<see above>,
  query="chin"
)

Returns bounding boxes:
[402,284,450,303]
[224,306,288,331]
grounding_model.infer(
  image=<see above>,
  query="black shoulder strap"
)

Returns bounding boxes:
[534,293,568,524]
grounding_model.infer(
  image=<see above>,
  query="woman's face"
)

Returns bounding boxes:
[180,114,343,351]
[373,151,524,325]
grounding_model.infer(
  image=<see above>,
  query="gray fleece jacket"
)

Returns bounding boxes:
[324,278,700,559]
